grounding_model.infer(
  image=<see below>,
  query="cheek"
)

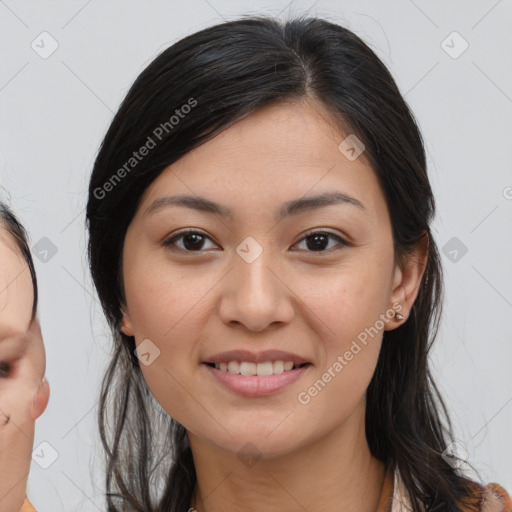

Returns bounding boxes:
[292,258,392,398]
[294,277,386,427]
[0,377,37,436]
[125,262,210,423]
[124,257,198,338]
[138,345,220,439]
[295,258,392,340]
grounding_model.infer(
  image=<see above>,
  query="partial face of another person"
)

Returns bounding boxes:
[120,99,425,459]
[0,226,49,512]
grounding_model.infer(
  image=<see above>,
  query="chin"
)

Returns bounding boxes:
[193,421,309,461]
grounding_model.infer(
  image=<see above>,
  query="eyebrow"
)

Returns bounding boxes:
[145,191,366,219]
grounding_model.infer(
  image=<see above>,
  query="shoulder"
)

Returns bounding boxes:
[478,481,512,512]
[460,478,512,512]
[391,468,512,512]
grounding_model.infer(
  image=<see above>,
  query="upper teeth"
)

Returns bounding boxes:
[214,360,296,376]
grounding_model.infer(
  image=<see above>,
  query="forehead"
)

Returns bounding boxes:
[140,100,386,220]
[0,228,33,332]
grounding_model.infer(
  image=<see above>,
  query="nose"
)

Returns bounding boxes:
[218,248,295,332]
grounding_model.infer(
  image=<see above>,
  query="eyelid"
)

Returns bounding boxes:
[298,227,350,243]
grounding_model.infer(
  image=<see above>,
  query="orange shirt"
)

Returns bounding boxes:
[20,497,36,512]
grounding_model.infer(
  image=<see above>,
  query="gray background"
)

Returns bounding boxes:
[1,0,511,510]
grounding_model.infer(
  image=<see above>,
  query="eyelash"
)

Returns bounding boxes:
[163,229,350,255]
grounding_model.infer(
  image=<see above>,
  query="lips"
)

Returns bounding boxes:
[202,349,312,396]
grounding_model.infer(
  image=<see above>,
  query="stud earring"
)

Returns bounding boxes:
[395,313,404,321]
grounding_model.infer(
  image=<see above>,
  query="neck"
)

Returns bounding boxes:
[188,401,386,512]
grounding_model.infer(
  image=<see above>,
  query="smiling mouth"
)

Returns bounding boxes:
[204,361,311,376]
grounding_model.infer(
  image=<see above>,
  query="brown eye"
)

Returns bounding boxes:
[163,230,219,252]
[0,362,11,378]
[293,231,349,253]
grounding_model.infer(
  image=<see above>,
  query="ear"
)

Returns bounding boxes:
[385,232,429,330]
[120,306,135,337]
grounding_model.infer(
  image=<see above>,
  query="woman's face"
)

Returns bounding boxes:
[121,100,424,459]
[0,228,49,511]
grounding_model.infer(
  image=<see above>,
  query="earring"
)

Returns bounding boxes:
[395,313,404,321]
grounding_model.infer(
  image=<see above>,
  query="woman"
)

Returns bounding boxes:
[86,15,511,512]
[0,202,50,512]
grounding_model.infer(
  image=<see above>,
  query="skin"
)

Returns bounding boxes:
[0,228,50,512]
[120,98,428,512]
